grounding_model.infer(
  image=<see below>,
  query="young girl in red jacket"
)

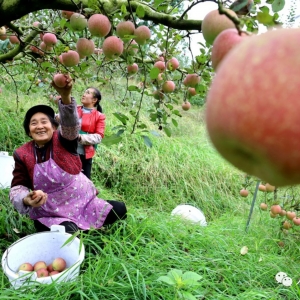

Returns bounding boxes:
[77,87,105,179]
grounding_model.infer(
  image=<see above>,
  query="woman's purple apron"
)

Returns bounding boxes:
[29,153,112,230]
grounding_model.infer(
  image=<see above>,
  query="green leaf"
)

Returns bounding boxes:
[59,18,67,28]
[272,0,285,12]
[154,0,165,6]
[60,231,80,248]
[257,7,274,25]
[157,275,176,286]
[113,112,129,125]
[157,4,167,12]
[121,4,127,14]
[168,269,183,280]
[136,5,145,18]
[195,83,207,93]
[141,135,152,148]
[182,271,202,286]
[230,0,249,12]
[163,127,172,137]
[180,291,198,300]
[41,62,52,69]
[128,85,140,92]
[172,110,182,117]
[196,54,207,64]
[172,118,178,127]
[150,67,160,80]
[83,8,94,13]
[137,123,147,129]
[165,103,173,110]
[102,134,122,146]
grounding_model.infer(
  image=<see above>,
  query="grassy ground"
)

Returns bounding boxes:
[0,81,299,299]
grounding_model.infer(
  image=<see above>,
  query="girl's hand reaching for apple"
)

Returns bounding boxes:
[23,190,47,207]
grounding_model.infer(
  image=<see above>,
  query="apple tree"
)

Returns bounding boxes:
[0,0,290,148]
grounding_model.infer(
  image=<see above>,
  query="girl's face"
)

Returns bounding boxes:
[29,112,55,147]
[81,88,97,108]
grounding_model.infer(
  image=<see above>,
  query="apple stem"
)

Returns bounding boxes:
[245,180,260,232]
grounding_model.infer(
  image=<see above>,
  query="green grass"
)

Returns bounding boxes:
[0,81,300,299]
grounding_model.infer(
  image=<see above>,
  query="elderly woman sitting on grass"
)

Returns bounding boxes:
[9,74,127,234]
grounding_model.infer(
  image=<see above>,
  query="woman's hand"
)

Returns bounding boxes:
[51,74,73,104]
[23,190,47,207]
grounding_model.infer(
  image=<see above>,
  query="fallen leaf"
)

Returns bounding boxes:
[240,246,248,255]
[13,228,20,233]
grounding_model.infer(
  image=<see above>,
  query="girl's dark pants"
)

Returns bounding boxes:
[34,200,127,234]
[79,154,92,179]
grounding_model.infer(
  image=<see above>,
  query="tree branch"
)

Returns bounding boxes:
[0,0,202,31]
[0,27,39,62]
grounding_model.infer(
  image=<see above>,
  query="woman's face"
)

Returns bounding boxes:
[81,88,97,108]
[29,112,55,147]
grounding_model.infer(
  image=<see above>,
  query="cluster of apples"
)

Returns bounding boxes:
[261,204,300,229]
[239,183,275,198]
[18,257,67,278]
[150,55,199,111]
[28,10,198,112]
[29,11,151,66]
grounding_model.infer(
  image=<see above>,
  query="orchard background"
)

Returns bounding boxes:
[0,0,300,299]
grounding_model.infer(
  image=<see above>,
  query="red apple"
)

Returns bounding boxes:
[70,13,87,32]
[183,74,200,88]
[61,50,80,67]
[127,63,139,75]
[88,14,111,38]
[162,81,176,93]
[61,10,74,20]
[201,9,237,45]
[205,28,300,187]
[134,25,151,45]
[259,203,268,211]
[282,221,292,230]
[52,257,67,272]
[36,268,49,278]
[47,263,54,272]
[49,270,60,276]
[286,211,296,221]
[76,38,95,57]
[211,28,248,70]
[239,189,249,197]
[270,205,282,215]
[279,209,286,217]
[53,73,68,88]
[102,36,123,59]
[18,263,34,272]
[265,183,276,192]
[33,261,47,271]
[166,57,179,71]
[116,20,135,39]
[258,184,266,192]
[153,61,165,73]
[292,217,300,226]
[187,87,197,97]
[182,101,191,111]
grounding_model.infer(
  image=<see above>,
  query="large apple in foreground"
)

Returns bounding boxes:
[205,28,300,187]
